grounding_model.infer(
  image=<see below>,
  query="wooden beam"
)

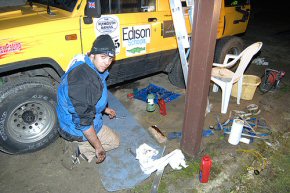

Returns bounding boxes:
[181,0,222,156]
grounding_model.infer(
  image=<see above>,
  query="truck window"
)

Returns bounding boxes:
[100,0,156,14]
[31,0,78,12]
[225,0,250,7]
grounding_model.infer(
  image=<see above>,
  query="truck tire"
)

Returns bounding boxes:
[214,36,244,63]
[0,77,59,154]
[168,56,186,88]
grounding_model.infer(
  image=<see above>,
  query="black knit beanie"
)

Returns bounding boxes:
[90,35,115,57]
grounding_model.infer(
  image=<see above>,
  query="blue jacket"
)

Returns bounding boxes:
[57,55,109,141]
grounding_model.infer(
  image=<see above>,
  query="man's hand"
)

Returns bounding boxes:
[104,107,116,119]
[83,126,106,164]
[95,146,106,164]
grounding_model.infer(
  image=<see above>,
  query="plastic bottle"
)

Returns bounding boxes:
[199,155,212,183]
[146,94,155,112]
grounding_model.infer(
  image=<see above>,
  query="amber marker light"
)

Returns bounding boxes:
[65,34,77,40]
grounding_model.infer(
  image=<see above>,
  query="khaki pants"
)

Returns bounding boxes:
[77,125,120,162]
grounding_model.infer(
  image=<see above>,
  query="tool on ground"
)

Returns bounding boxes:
[216,116,223,130]
[224,131,269,140]
[77,144,89,162]
[127,93,134,99]
[246,104,260,115]
[221,115,272,141]
[167,131,182,140]
[79,153,89,162]
[148,125,167,144]
[260,68,285,93]
[68,147,81,169]
[115,115,126,119]
[237,114,256,134]
[151,145,166,193]
[199,155,212,183]
[203,129,214,137]
[146,93,156,112]
[236,149,267,175]
[127,148,136,157]
[71,155,80,165]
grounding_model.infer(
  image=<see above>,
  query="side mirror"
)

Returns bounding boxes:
[84,0,101,18]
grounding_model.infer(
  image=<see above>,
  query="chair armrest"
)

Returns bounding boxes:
[213,54,240,68]
[213,62,226,67]
[213,62,236,68]
[223,54,238,65]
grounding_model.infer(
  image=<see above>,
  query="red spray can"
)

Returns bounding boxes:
[199,155,212,183]
[158,98,167,116]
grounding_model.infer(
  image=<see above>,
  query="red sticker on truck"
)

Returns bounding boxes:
[0,41,22,59]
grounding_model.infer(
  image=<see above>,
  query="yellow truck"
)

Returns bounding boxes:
[0,0,250,154]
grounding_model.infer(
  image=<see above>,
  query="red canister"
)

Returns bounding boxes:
[158,98,167,116]
[199,155,212,183]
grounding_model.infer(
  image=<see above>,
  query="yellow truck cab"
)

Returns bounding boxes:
[0,0,250,154]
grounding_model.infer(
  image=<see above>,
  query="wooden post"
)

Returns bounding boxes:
[181,0,222,156]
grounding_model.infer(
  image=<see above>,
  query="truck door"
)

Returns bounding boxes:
[222,0,250,36]
[81,0,167,61]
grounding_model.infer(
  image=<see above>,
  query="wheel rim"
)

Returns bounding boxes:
[7,99,55,143]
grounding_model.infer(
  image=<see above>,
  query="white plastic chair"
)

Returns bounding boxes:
[211,42,263,114]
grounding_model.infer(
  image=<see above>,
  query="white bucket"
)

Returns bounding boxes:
[228,119,250,145]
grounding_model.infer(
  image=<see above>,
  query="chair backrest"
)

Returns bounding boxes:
[232,42,263,82]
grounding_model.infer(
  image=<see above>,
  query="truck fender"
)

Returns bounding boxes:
[0,58,65,82]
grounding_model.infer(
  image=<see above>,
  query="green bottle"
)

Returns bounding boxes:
[146,94,155,112]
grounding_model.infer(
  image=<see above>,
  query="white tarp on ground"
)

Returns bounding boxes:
[0,0,26,7]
